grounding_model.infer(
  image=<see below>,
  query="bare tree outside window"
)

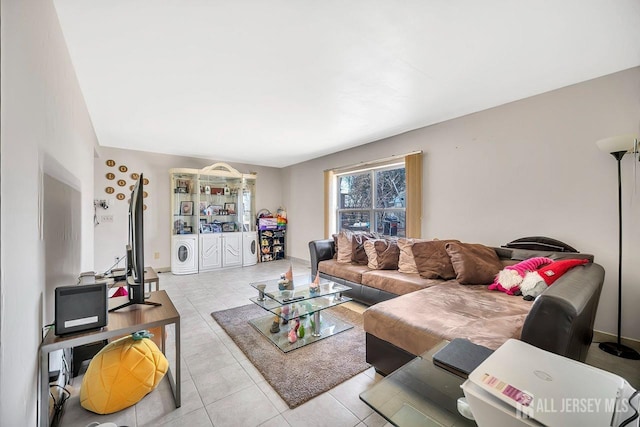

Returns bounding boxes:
[336,165,406,237]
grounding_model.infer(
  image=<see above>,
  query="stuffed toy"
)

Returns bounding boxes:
[520,258,589,300]
[489,257,553,295]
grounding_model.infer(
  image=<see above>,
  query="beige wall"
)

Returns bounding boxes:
[0,0,98,423]
[282,67,640,340]
[93,147,283,272]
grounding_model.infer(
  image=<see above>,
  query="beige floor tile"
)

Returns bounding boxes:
[258,414,292,426]
[282,393,360,427]
[158,407,213,427]
[135,377,203,426]
[256,380,290,413]
[193,362,255,405]
[205,384,279,427]
[328,372,378,420]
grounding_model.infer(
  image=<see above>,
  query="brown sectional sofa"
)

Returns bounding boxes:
[309,238,605,375]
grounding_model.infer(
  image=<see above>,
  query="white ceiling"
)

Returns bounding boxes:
[53,0,640,168]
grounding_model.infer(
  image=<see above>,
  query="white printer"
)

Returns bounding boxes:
[461,339,638,427]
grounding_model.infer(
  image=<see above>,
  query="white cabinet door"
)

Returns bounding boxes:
[242,231,258,266]
[222,232,242,267]
[171,235,198,274]
[200,234,222,271]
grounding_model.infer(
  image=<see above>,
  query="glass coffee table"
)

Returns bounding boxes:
[360,341,477,426]
[249,275,353,352]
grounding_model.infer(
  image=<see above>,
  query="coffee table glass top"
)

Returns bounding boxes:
[359,341,476,426]
[250,274,350,305]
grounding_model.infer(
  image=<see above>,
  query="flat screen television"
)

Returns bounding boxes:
[109,174,161,312]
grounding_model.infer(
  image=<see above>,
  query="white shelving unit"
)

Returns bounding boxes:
[170,163,257,274]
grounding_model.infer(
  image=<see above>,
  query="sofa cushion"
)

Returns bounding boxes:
[363,283,532,356]
[374,239,400,270]
[361,269,445,295]
[318,259,370,283]
[445,242,503,285]
[412,240,459,280]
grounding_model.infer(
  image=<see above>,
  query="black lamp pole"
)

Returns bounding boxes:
[599,151,640,359]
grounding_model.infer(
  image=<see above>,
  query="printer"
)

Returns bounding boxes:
[461,339,638,427]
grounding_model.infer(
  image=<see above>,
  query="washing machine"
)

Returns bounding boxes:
[243,231,258,266]
[171,234,198,274]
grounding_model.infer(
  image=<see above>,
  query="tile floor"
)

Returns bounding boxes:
[59,259,640,426]
[60,259,389,427]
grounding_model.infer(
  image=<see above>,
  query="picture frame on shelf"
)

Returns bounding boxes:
[222,222,235,232]
[199,202,207,215]
[199,218,207,225]
[182,226,192,234]
[211,205,223,215]
[180,201,194,215]
[224,202,236,214]
[201,224,212,233]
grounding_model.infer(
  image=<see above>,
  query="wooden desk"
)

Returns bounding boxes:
[39,290,180,427]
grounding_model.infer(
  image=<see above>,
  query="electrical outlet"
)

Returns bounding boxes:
[100,215,114,223]
[154,252,160,259]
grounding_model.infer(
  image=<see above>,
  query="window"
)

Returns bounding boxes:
[336,164,406,237]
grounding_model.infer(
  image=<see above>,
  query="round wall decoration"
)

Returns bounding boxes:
[143,204,147,211]
[117,179,127,187]
[131,172,140,180]
[106,172,115,180]
[116,193,126,200]
[129,185,135,191]
[106,159,116,167]
[119,165,128,173]
[143,178,149,185]
[105,187,115,194]
[143,191,148,198]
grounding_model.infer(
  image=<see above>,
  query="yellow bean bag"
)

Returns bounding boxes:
[80,333,168,414]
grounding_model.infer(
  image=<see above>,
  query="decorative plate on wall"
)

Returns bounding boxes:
[106,172,115,180]
[106,159,116,167]
[117,179,127,187]
[116,193,126,200]
[131,172,140,180]
[119,165,128,173]
[105,187,115,194]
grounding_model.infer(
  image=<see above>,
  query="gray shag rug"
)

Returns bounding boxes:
[211,304,369,408]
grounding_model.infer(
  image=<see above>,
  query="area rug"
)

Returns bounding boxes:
[211,304,369,408]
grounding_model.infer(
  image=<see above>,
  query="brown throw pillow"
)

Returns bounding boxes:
[412,240,459,279]
[336,231,354,264]
[374,239,400,270]
[445,242,503,285]
[363,240,380,269]
[351,233,372,265]
[397,238,420,274]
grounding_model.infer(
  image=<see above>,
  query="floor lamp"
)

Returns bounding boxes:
[596,134,640,360]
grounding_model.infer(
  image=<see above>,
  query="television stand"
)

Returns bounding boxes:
[109,300,162,312]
